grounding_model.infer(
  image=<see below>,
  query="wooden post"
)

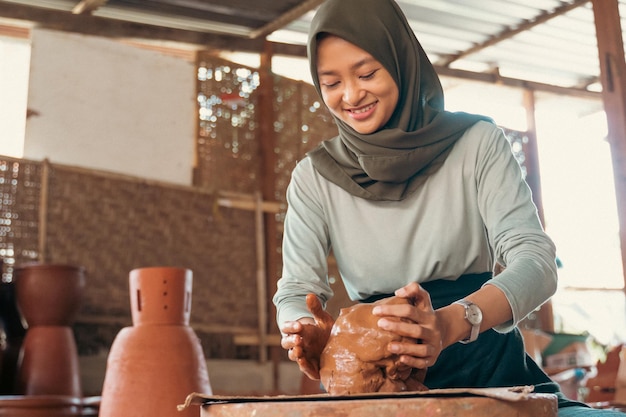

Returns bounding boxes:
[38,158,50,263]
[522,89,554,333]
[591,0,626,291]
[522,89,545,226]
[257,40,282,387]
[254,191,268,363]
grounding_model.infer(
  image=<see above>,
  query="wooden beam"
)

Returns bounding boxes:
[0,2,266,52]
[591,0,626,291]
[434,66,600,100]
[438,0,591,67]
[248,0,324,39]
[0,2,603,100]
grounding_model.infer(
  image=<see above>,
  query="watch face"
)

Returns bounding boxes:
[467,304,483,325]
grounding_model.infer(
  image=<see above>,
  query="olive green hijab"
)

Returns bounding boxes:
[307,0,491,201]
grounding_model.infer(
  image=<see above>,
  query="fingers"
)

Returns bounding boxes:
[386,335,439,369]
[395,282,433,310]
[297,357,321,380]
[280,320,303,336]
[306,293,324,317]
[306,293,334,328]
[372,285,442,369]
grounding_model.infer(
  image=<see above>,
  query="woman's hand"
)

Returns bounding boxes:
[280,293,335,380]
[372,282,443,369]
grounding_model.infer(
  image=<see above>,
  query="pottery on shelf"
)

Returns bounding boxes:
[13,263,85,397]
[99,267,212,417]
[14,264,85,327]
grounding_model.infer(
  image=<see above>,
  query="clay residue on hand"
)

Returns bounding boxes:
[319,296,428,395]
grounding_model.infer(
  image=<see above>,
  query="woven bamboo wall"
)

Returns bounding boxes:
[0,158,42,275]
[1,159,262,358]
[194,54,336,204]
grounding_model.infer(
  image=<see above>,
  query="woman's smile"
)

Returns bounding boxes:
[346,101,378,119]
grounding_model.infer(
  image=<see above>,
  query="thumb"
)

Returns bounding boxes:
[306,293,333,328]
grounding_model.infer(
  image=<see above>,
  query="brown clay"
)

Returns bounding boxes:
[319,296,428,395]
[99,267,212,417]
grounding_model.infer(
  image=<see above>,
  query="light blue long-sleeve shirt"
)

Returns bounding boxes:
[273,121,557,333]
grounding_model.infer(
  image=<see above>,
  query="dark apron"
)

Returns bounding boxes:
[360,272,585,409]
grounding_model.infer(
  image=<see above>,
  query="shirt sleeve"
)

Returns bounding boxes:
[272,158,334,327]
[474,123,558,332]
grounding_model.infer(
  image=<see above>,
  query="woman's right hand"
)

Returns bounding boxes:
[280,293,335,380]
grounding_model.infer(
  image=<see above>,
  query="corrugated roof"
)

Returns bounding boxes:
[0,0,624,91]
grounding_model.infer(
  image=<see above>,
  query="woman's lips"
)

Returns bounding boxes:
[346,102,377,120]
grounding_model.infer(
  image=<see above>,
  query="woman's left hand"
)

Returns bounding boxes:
[372,282,443,369]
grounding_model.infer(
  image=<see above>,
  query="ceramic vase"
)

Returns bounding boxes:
[13,264,85,397]
[99,267,212,417]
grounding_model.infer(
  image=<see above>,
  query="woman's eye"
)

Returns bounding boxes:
[322,81,340,89]
[361,70,377,80]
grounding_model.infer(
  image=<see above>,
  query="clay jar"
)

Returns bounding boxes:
[13,264,85,397]
[99,267,212,417]
[14,264,85,328]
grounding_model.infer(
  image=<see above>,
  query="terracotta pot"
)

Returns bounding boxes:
[12,264,85,398]
[129,266,192,326]
[99,267,212,417]
[0,395,82,417]
[14,264,85,327]
[16,326,82,397]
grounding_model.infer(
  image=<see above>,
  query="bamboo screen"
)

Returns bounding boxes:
[0,158,42,278]
[194,53,336,204]
[0,158,262,358]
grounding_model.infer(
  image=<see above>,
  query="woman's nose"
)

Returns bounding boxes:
[342,81,365,105]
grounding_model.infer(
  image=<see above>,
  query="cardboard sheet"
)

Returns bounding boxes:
[179,385,543,409]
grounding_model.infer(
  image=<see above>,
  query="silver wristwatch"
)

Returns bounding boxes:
[453,299,483,344]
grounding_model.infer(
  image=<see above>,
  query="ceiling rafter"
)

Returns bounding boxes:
[72,0,109,15]
[0,0,613,95]
[437,0,591,67]
[248,0,324,39]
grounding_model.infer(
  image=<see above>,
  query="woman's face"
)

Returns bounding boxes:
[316,35,399,135]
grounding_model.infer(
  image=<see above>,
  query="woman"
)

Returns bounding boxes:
[272,0,623,415]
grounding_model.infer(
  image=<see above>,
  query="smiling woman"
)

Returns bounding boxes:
[273,0,626,415]
[315,35,399,135]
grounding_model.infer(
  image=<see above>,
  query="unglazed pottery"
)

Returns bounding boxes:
[99,267,212,417]
[13,264,85,397]
[14,264,85,327]
[16,326,81,396]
